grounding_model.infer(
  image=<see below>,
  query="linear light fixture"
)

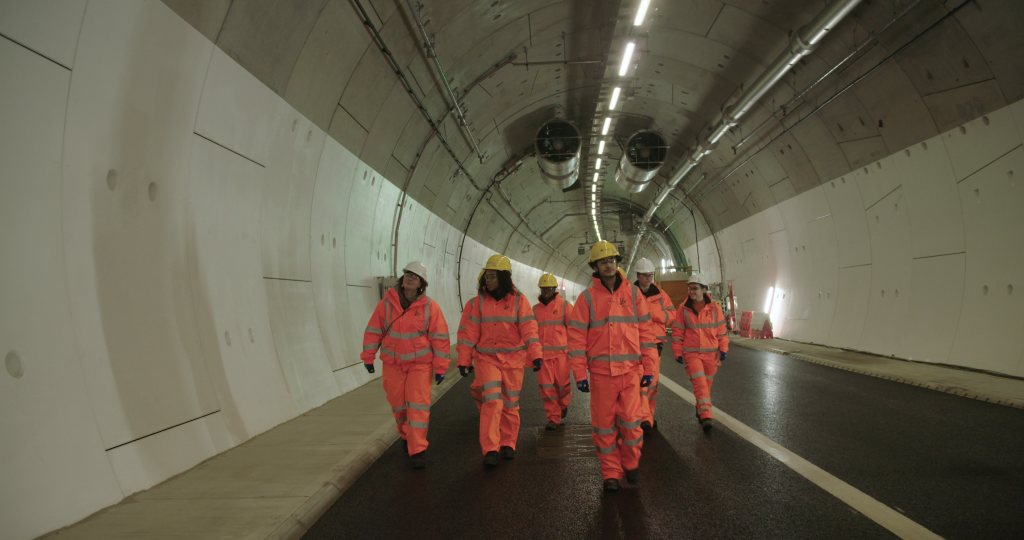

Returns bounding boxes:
[598,140,605,154]
[595,158,602,170]
[618,42,635,76]
[609,87,621,110]
[634,0,651,25]
[593,172,599,182]
[602,117,611,135]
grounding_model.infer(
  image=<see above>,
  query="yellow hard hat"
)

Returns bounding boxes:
[538,273,558,288]
[589,240,621,263]
[484,254,512,272]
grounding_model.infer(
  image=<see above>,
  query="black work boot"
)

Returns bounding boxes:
[402,439,408,453]
[561,406,569,418]
[483,451,499,468]
[625,468,640,484]
[603,478,619,491]
[545,420,559,431]
[701,417,714,433]
[410,451,425,469]
[500,446,516,460]
[641,420,652,432]
[652,419,658,429]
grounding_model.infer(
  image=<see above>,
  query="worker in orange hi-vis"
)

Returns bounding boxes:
[568,241,658,491]
[670,272,729,434]
[456,255,543,468]
[633,258,676,432]
[361,261,451,469]
[534,273,573,430]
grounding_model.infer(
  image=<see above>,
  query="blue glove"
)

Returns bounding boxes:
[640,375,653,387]
[719,351,727,362]
[435,373,444,385]
[364,363,375,374]
[458,365,474,377]
[532,358,542,372]
[675,356,684,364]
[577,379,590,393]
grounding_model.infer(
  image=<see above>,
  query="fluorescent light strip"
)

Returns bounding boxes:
[634,0,651,26]
[618,42,635,76]
[602,117,611,135]
[598,140,605,154]
[595,158,602,169]
[609,87,621,110]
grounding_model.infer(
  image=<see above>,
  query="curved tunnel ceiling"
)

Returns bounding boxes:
[164,0,1023,278]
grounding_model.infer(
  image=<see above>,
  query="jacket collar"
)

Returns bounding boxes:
[591,268,626,293]
[683,292,713,312]
[538,292,561,306]
[387,286,425,308]
[634,281,661,298]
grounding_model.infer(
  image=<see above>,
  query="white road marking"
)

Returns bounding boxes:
[659,375,945,540]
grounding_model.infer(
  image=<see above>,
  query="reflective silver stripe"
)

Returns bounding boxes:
[649,396,657,403]
[622,435,643,447]
[641,342,657,350]
[683,347,719,353]
[640,389,648,396]
[432,348,450,359]
[526,338,540,345]
[539,383,557,389]
[656,335,668,341]
[568,350,585,358]
[659,298,665,311]
[596,442,618,454]
[717,333,727,338]
[689,371,705,379]
[391,405,406,412]
[468,316,481,323]
[381,347,396,358]
[408,420,429,429]
[395,418,407,425]
[688,322,719,329]
[541,395,559,402]
[638,313,652,322]
[590,354,641,363]
[538,320,563,326]
[481,381,502,391]
[696,398,712,405]
[521,315,537,323]
[365,326,384,334]
[388,330,423,340]
[666,306,676,311]
[583,289,596,328]
[616,418,642,430]
[406,401,430,411]
[568,320,588,330]
[480,393,503,404]
[542,345,567,351]
[672,322,686,331]
[428,332,449,339]
[649,383,658,391]
[422,298,431,335]
[558,389,570,398]
[707,374,715,382]
[502,388,521,398]
[502,398,519,409]
[400,348,431,361]
[590,314,640,328]
[477,344,527,354]
[363,343,380,351]
[592,426,616,435]
[458,339,477,348]
[458,325,466,331]
[697,403,712,411]
[481,316,519,323]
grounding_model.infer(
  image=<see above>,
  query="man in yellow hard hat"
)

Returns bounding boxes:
[567,241,658,490]
[533,273,573,430]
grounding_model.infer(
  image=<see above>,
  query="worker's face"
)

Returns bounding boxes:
[637,272,654,288]
[402,272,421,293]
[540,286,557,300]
[596,257,618,278]
[688,282,704,301]
[484,270,499,291]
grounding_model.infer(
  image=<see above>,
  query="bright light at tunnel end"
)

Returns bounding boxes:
[765,287,775,313]
[619,42,635,76]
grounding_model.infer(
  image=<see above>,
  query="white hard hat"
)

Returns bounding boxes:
[402,261,428,281]
[635,258,656,274]
[688,272,707,287]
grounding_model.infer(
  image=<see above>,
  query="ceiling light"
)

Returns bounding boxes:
[593,172,599,182]
[634,0,651,25]
[609,87,621,110]
[598,140,605,154]
[591,192,596,201]
[602,117,611,135]
[595,158,602,169]
[618,42,635,76]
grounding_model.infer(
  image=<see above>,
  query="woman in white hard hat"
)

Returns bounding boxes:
[361,261,451,468]
[633,258,676,431]
[670,272,728,433]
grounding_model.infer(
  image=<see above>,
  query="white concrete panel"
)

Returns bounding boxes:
[823,172,872,269]
[261,111,324,281]
[859,188,912,356]
[61,0,217,448]
[897,254,965,364]
[186,135,298,445]
[370,180,401,277]
[264,279,339,413]
[345,162,384,287]
[854,155,901,210]
[826,265,872,349]
[892,134,966,258]
[194,48,281,166]
[948,146,1024,373]
[767,229,792,336]
[333,361,381,398]
[943,105,1021,182]
[803,213,840,344]
[0,37,123,540]
[105,412,223,497]
[0,0,87,68]
[310,138,358,372]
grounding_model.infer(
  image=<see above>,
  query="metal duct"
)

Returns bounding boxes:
[535,121,581,189]
[614,131,668,193]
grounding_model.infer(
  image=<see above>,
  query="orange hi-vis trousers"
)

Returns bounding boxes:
[684,352,719,420]
[639,354,661,424]
[590,371,644,480]
[537,355,571,423]
[472,357,524,454]
[382,362,433,455]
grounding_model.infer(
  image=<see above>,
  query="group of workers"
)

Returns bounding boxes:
[361,241,729,490]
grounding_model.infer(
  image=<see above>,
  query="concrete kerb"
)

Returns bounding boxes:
[732,339,1024,409]
[265,368,462,540]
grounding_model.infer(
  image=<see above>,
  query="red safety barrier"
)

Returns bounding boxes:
[739,311,753,338]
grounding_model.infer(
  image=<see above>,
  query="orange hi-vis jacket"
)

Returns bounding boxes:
[457,289,543,367]
[638,282,675,343]
[568,269,658,381]
[361,287,451,374]
[534,294,572,359]
[671,292,729,358]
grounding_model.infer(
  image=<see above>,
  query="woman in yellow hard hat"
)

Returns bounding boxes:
[533,273,573,430]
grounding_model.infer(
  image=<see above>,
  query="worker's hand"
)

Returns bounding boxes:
[458,365,474,377]
[435,373,445,385]
[719,351,727,362]
[576,379,590,393]
[640,375,653,387]
[364,363,375,374]
[532,359,542,372]
[675,356,684,364]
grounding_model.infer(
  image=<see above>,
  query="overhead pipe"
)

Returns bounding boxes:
[405,0,486,163]
[639,0,863,226]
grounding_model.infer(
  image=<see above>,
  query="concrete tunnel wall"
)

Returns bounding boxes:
[688,98,1024,377]
[0,3,590,539]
